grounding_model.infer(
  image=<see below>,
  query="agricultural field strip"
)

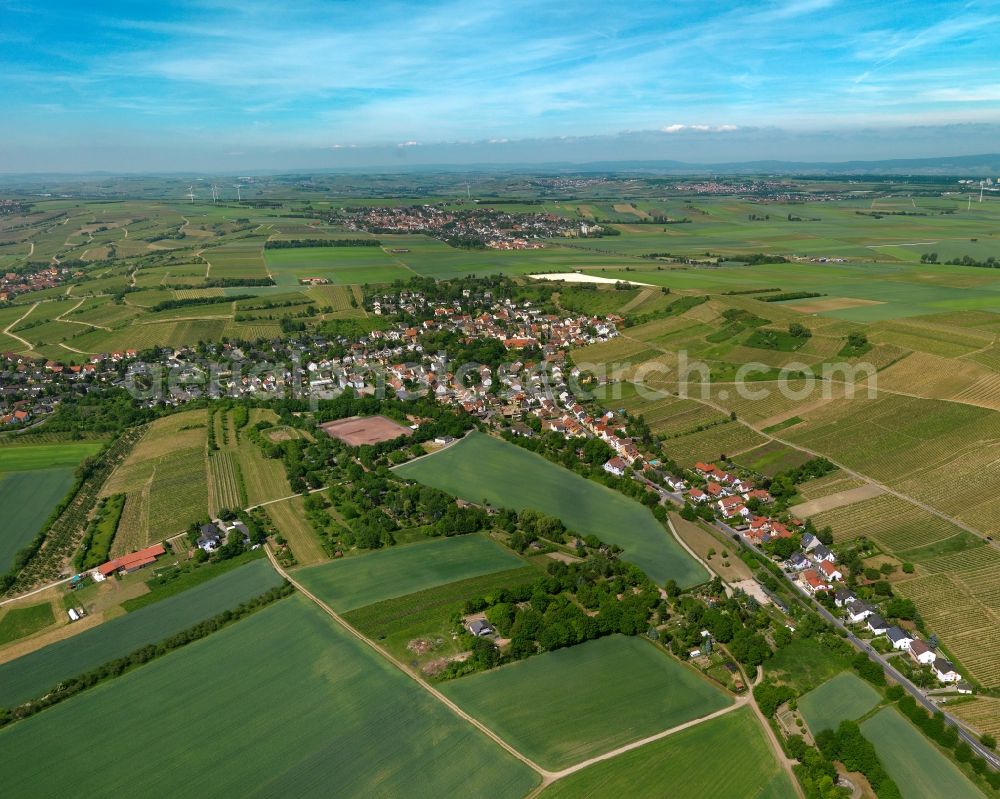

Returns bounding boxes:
[269,546,749,782]
[0,558,283,707]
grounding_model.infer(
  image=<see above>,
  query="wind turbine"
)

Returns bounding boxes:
[210,185,218,203]
[981,182,985,203]
[186,185,195,203]
[233,184,242,202]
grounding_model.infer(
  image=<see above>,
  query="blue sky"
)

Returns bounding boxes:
[2,0,999,171]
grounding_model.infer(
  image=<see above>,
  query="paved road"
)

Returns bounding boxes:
[639,475,1000,771]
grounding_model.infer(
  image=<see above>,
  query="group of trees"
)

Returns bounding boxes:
[816,721,902,799]
[448,553,659,677]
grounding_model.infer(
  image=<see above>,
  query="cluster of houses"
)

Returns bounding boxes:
[0,265,66,301]
[1,349,142,423]
[787,532,841,592]
[832,587,966,689]
[336,204,584,248]
[684,462,789,538]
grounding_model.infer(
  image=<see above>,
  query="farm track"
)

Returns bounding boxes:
[264,544,551,778]
[54,297,112,331]
[267,530,775,793]
[3,303,39,352]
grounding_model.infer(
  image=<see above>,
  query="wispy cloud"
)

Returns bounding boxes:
[0,0,997,169]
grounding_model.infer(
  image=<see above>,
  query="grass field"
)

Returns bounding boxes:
[798,672,883,734]
[0,558,282,707]
[394,433,708,587]
[539,706,796,798]
[0,468,76,572]
[344,565,540,667]
[0,601,56,646]
[265,495,327,566]
[0,594,539,799]
[295,533,524,612]
[0,441,103,569]
[764,638,854,695]
[0,442,103,471]
[861,707,985,799]
[441,635,732,770]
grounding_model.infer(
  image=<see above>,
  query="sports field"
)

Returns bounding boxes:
[861,707,985,799]
[394,433,708,587]
[0,558,282,707]
[320,414,412,445]
[441,635,731,770]
[0,594,539,799]
[539,706,796,798]
[798,672,882,734]
[295,533,526,612]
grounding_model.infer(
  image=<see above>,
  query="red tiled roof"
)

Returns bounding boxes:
[97,543,166,576]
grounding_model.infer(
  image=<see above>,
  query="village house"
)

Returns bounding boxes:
[866,614,889,635]
[886,626,914,650]
[908,639,937,665]
[799,569,830,594]
[603,456,627,477]
[846,600,877,624]
[833,587,857,608]
[933,659,961,683]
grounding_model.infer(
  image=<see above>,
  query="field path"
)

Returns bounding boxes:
[26,241,34,257]
[264,544,552,778]
[744,665,806,799]
[538,700,748,786]
[618,287,657,314]
[3,302,38,351]
[0,575,74,608]
[665,515,715,582]
[243,484,328,511]
[196,248,212,278]
[55,297,112,331]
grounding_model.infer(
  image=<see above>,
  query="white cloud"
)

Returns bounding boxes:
[661,124,739,133]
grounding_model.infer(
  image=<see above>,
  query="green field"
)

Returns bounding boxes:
[441,635,732,770]
[861,707,985,799]
[0,441,104,570]
[763,637,854,694]
[0,601,56,645]
[539,706,796,798]
[0,594,539,799]
[395,433,708,587]
[0,468,76,572]
[0,558,283,707]
[0,442,103,471]
[344,566,541,647]
[295,533,525,612]
[798,672,883,734]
